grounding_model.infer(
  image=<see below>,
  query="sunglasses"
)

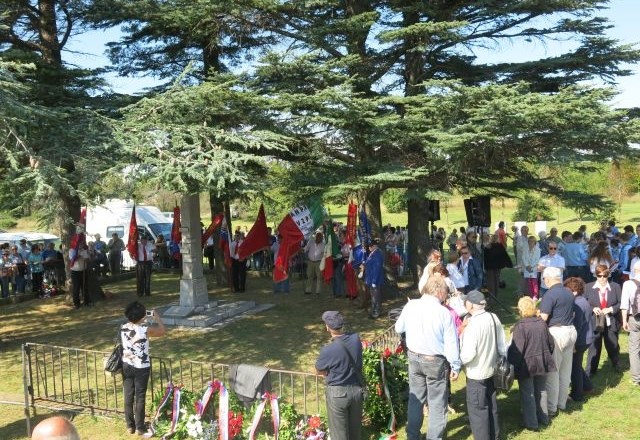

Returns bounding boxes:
[596,274,607,278]
[548,247,557,250]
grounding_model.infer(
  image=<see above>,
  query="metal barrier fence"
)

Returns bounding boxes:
[22,343,325,428]
[22,326,399,434]
[368,324,401,352]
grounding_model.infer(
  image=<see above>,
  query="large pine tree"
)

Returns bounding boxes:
[249,0,639,279]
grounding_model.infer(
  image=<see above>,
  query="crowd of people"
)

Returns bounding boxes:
[314,218,640,440]
[0,239,65,298]
[395,219,640,439]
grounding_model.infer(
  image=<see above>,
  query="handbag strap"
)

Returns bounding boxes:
[116,323,123,345]
[488,312,500,359]
[335,336,365,388]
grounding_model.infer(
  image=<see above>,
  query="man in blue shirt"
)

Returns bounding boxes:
[395,273,460,440]
[315,311,363,440]
[539,267,577,417]
[562,232,589,281]
[364,238,384,319]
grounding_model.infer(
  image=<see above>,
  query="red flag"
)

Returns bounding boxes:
[237,204,270,260]
[69,232,86,267]
[273,238,300,282]
[345,262,358,298]
[323,255,334,284]
[79,207,87,227]
[201,213,224,247]
[127,204,139,261]
[171,206,181,243]
[345,201,357,246]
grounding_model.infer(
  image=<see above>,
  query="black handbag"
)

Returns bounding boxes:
[104,327,123,375]
[490,313,514,392]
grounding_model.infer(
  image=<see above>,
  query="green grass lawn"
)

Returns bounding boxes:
[1,268,640,439]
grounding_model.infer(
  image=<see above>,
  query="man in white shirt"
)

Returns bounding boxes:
[70,244,89,309]
[229,232,247,292]
[621,260,640,386]
[537,242,565,296]
[304,232,325,295]
[459,290,506,440]
[136,236,155,297]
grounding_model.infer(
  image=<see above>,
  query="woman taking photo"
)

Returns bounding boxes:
[121,301,166,435]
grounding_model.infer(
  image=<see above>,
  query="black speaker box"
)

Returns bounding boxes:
[426,200,440,222]
[464,196,491,227]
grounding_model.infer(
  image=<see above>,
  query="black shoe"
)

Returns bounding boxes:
[613,364,623,373]
[304,291,312,295]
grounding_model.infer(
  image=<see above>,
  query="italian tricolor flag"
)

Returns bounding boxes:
[273,200,325,282]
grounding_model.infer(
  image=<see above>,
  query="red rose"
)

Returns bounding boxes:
[308,415,321,429]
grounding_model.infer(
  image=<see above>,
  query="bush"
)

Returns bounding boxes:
[0,214,17,230]
[511,194,553,222]
[382,189,406,213]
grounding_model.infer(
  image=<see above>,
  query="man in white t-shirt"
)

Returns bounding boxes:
[537,242,565,296]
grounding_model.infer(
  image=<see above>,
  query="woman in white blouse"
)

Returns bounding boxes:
[121,301,166,436]
[521,236,541,299]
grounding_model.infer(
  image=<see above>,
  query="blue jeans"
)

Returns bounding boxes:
[407,351,449,440]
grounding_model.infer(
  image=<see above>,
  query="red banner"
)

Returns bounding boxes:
[345,201,357,246]
[126,205,139,261]
[201,214,224,248]
[238,204,270,260]
[170,206,181,243]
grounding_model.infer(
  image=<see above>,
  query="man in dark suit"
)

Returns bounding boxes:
[584,265,623,376]
[459,245,483,293]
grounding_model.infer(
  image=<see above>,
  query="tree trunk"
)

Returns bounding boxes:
[363,187,382,238]
[407,198,432,287]
[38,0,63,67]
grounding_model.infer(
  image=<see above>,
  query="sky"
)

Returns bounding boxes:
[64,0,640,108]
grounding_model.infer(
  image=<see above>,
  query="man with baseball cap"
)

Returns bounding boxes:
[621,260,640,386]
[459,290,506,440]
[315,311,363,440]
[539,266,576,417]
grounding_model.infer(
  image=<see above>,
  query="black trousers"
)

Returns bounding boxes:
[586,323,620,375]
[71,269,86,307]
[136,262,153,296]
[109,251,121,275]
[122,363,151,432]
[571,344,593,401]
[31,271,43,294]
[466,377,500,440]
[231,259,247,292]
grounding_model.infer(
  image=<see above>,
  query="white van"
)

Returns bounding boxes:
[86,199,174,268]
